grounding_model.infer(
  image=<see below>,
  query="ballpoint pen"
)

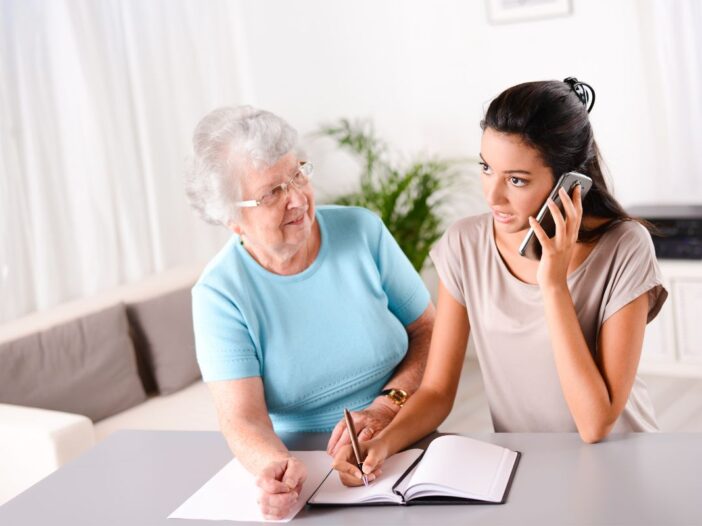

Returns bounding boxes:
[343,408,369,487]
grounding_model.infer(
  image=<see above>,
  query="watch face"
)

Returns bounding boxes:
[384,389,408,406]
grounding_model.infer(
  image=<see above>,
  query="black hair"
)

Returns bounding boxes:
[480,78,651,242]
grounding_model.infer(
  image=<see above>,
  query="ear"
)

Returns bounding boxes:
[227,221,244,236]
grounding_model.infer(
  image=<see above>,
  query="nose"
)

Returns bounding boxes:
[483,177,506,207]
[285,182,308,208]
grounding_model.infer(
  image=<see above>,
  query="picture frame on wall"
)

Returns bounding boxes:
[486,0,573,25]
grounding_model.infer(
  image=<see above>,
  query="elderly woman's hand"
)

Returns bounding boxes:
[255,456,307,520]
[332,438,389,487]
[326,399,398,456]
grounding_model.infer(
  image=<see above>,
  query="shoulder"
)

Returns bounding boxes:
[431,213,491,267]
[317,204,382,231]
[317,205,386,249]
[588,220,659,279]
[193,236,242,300]
[601,219,655,255]
[441,213,491,245]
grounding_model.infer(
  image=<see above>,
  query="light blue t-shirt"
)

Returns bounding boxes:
[192,206,430,432]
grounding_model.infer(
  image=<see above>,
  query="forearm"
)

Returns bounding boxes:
[371,308,434,417]
[542,285,615,439]
[382,338,428,395]
[220,414,290,474]
[375,385,454,456]
[382,306,434,395]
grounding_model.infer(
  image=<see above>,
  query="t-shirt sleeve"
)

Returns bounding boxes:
[191,282,261,382]
[375,219,431,326]
[429,222,467,306]
[602,223,668,324]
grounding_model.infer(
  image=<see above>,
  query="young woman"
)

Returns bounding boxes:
[333,77,668,485]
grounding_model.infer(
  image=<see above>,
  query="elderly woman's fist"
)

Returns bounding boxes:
[255,457,307,520]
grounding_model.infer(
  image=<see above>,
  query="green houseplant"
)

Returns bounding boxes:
[319,118,472,271]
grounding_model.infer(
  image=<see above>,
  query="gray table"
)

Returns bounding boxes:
[1,430,700,525]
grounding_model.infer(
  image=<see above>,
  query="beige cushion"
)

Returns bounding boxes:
[0,304,147,421]
[127,286,200,395]
[93,380,218,441]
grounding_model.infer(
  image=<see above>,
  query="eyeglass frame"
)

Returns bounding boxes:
[234,161,314,208]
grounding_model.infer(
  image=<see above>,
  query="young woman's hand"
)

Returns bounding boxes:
[529,184,583,290]
[326,399,398,456]
[255,456,307,520]
[332,438,389,487]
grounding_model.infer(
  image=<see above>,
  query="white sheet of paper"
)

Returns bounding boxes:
[168,451,331,523]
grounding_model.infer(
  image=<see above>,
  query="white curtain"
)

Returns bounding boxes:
[641,0,702,200]
[0,0,249,322]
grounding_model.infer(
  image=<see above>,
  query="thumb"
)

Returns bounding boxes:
[282,458,307,490]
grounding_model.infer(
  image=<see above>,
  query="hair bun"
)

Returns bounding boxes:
[563,77,596,113]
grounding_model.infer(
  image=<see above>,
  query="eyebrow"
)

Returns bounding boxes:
[479,153,532,176]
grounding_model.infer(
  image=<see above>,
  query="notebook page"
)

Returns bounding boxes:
[404,435,509,500]
[487,449,518,501]
[168,451,330,522]
[308,449,422,505]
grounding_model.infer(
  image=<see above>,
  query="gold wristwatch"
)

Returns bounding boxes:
[380,388,408,407]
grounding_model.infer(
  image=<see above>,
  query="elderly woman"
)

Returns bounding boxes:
[184,106,435,519]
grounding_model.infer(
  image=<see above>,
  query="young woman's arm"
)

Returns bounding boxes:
[531,185,650,443]
[542,284,649,443]
[333,281,470,485]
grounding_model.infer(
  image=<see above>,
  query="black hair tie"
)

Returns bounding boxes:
[563,77,596,113]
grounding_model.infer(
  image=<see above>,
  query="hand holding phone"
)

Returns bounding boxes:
[518,171,593,260]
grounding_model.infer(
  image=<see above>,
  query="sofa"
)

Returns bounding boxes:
[0,264,220,505]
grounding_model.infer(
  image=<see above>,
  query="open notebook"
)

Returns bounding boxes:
[308,435,520,506]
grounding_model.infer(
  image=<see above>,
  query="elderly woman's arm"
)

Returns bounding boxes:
[327,302,436,455]
[208,378,306,520]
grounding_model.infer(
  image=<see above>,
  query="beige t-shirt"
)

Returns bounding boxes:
[430,213,668,433]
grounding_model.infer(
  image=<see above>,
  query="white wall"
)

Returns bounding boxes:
[2,0,690,320]
[233,0,665,211]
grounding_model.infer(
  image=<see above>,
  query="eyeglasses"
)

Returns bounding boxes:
[234,162,314,208]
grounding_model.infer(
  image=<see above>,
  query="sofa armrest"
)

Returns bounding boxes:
[0,404,95,505]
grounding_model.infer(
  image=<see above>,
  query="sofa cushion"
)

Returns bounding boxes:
[0,304,147,421]
[93,380,217,441]
[126,286,200,395]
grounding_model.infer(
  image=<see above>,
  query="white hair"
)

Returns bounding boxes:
[184,106,299,225]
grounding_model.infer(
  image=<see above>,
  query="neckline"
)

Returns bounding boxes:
[488,215,605,289]
[235,210,329,282]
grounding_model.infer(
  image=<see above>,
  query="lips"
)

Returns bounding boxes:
[492,209,515,224]
[284,215,305,226]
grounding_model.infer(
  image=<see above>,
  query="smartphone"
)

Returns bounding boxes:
[518,171,593,260]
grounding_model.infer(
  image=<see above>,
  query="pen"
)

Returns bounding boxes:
[343,408,369,487]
